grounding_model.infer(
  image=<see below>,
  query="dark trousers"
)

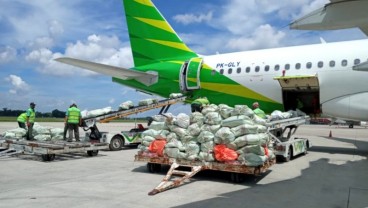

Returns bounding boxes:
[18,122,26,129]
[63,123,69,140]
[191,103,202,113]
[26,123,34,140]
[68,123,80,141]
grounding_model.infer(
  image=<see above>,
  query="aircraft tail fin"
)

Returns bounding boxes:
[123,0,198,67]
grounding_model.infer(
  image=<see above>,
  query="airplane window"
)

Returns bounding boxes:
[264,65,270,72]
[306,62,312,69]
[236,67,241,73]
[354,59,360,65]
[295,63,301,70]
[318,61,323,68]
[246,67,251,73]
[329,61,335,67]
[274,64,280,71]
[211,69,216,76]
[285,64,290,70]
[255,66,260,72]
[220,69,224,74]
[342,59,348,66]
[228,68,232,74]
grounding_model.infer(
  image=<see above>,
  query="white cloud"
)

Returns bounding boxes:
[173,11,213,25]
[48,20,64,37]
[0,46,16,63]
[25,34,134,76]
[226,24,286,51]
[5,75,30,95]
[27,36,54,50]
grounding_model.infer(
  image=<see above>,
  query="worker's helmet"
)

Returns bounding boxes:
[252,102,259,109]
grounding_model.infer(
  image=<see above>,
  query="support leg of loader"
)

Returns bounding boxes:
[148,162,202,195]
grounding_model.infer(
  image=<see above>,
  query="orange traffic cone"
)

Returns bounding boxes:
[329,130,332,138]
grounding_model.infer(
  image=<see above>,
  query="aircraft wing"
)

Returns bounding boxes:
[353,60,368,71]
[55,57,158,86]
[290,0,368,35]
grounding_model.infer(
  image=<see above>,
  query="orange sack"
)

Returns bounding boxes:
[148,139,167,157]
[214,144,238,162]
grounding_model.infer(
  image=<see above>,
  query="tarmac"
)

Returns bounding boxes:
[0,122,367,208]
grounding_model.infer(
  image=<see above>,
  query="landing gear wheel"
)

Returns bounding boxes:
[87,150,99,156]
[109,135,124,151]
[230,172,245,183]
[41,154,55,161]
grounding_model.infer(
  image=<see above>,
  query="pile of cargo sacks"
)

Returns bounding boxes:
[138,103,275,167]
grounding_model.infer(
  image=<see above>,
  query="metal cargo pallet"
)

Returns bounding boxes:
[0,138,109,161]
[135,151,276,195]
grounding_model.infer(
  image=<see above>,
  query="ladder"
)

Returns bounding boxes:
[148,161,202,195]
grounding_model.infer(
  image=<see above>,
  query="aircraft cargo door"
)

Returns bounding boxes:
[274,75,321,116]
[179,57,202,92]
[186,57,202,90]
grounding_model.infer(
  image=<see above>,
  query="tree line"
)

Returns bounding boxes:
[0,108,66,118]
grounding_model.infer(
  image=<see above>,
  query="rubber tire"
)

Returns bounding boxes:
[284,147,292,162]
[230,172,245,183]
[109,135,124,151]
[147,163,161,173]
[147,163,155,173]
[41,154,55,161]
[153,164,161,172]
[87,150,99,156]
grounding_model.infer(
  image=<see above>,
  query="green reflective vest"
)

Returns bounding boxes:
[253,108,266,119]
[26,108,36,123]
[192,98,209,105]
[17,113,27,123]
[67,107,81,124]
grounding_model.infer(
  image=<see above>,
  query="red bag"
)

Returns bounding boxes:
[264,146,269,157]
[214,144,238,162]
[148,139,167,157]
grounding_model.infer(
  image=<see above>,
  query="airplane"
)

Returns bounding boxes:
[290,0,368,35]
[55,0,368,123]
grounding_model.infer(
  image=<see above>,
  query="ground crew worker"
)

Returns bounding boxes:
[252,102,266,119]
[65,103,82,142]
[26,102,36,140]
[191,97,209,113]
[296,98,304,111]
[63,105,72,140]
[17,112,27,129]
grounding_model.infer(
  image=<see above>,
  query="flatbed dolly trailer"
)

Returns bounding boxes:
[267,115,312,162]
[134,115,310,195]
[82,96,187,150]
[135,151,276,195]
[0,138,109,162]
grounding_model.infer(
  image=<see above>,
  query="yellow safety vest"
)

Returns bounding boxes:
[26,108,36,123]
[253,108,266,119]
[17,113,27,123]
[67,107,81,124]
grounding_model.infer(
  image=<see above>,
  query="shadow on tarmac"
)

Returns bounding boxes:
[170,157,368,208]
[0,152,107,162]
[310,137,368,156]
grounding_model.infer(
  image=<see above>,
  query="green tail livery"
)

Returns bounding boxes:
[56,0,368,122]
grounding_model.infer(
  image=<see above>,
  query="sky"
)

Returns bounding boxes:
[0,0,366,116]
